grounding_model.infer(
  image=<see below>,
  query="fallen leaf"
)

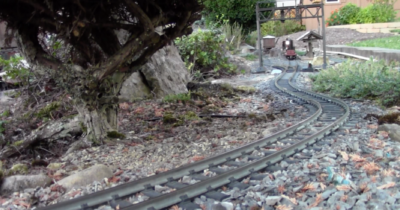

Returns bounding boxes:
[277,185,286,194]
[301,183,316,192]
[363,162,380,175]
[349,154,366,162]
[191,155,205,162]
[308,193,322,208]
[119,103,130,110]
[281,194,298,205]
[170,205,179,210]
[275,204,293,210]
[338,151,349,161]
[320,182,326,190]
[367,124,378,129]
[377,182,396,189]
[378,131,389,139]
[133,107,145,114]
[109,176,120,183]
[336,185,351,191]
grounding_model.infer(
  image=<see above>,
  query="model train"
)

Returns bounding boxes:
[282,38,296,60]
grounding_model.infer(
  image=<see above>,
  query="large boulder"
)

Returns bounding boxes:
[120,44,190,100]
[377,124,400,142]
[1,174,52,194]
[57,164,113,191]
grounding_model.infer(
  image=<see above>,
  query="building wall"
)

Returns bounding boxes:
[303,0,400,30]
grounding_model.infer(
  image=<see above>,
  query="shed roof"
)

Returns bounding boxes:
[296,31,323,42]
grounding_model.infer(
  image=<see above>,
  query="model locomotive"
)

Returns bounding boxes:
[282,38,296,60]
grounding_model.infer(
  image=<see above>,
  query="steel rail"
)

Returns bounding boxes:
[37,64,331,210]
[122,64,350,210]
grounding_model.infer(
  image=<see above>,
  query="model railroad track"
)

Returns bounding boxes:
[38,63,350,210]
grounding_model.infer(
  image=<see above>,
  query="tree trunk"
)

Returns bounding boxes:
[76,103,119,144]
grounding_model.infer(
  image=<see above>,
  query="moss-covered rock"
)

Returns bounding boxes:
[12,140,24,147]
[9,163,29,175]
[378,112,400,125]
[235,86,256,94]
[35,102,61,119]
[47,163,63,171]
[107,131,126,139]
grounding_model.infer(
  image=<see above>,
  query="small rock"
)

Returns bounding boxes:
[220,202,234,210]
[378,124,400,142]
[1,174,52,194]
[47,163,64,170]
[265,196,281,206]
[57,164,113,191]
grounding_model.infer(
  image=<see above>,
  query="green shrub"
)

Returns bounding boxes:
[327,3,360,26]
[203,0,272,33]
[0,121,6,134]
[310,59,400,106]
[327,0,396,26]
[245,31,258,47]
[260,20,305,37]
[163,92,191,103]
[0,55,32,86]
[221,21,244,51]
[175,30,237,80]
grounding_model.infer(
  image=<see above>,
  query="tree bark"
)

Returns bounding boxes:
[76,103,119,144]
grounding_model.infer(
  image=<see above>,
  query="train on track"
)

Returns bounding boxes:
[282,38,296,60]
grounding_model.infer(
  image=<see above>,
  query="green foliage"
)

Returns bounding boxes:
[0,55,32,86]
[106,131,126,139]
[327,0,397,26]
[348,35,400,50]
[245,31,258,47]
[0,121,6,134]
[221,21,244,51]
[175,30,237,80]
[203,0,269,33]
[242,54,258,61]
[310,59,400,106]
[390,29,400,34]
[0,110,11,118]
[35,102,61,119]
[327,4,360,26]
[163,92,191,103]
[260,20,305,37]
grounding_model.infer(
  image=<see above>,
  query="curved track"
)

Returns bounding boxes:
[38,62,350,210]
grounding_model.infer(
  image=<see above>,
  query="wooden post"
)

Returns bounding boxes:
[256,3,264,72]
[321,3,327,69]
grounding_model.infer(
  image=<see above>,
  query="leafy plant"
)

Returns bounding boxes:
[327,0,397,26]
[0,121,6,134]
[261,20,305,37]
[327,4,360,26]
[202,0,272,33]
[242,54,258,61]
[310,59,400,106]
[221,21,244,51]
[175,30,237,80]
[163,92,191,103]
[0,55,32,86]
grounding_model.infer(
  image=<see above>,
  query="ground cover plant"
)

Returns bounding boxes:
[326,0,397,26]
[310,59,400,106]
[348,36,400,50]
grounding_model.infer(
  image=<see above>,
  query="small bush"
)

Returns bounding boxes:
[221,21,244,51]
[175,30,237,80]
[261,20,305,37]
[327,4,360,26]
[327,0,397,26]
[310,59,400,106]
[245,31,258,47]
[163,92,191,103]
[0,55,32,86]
